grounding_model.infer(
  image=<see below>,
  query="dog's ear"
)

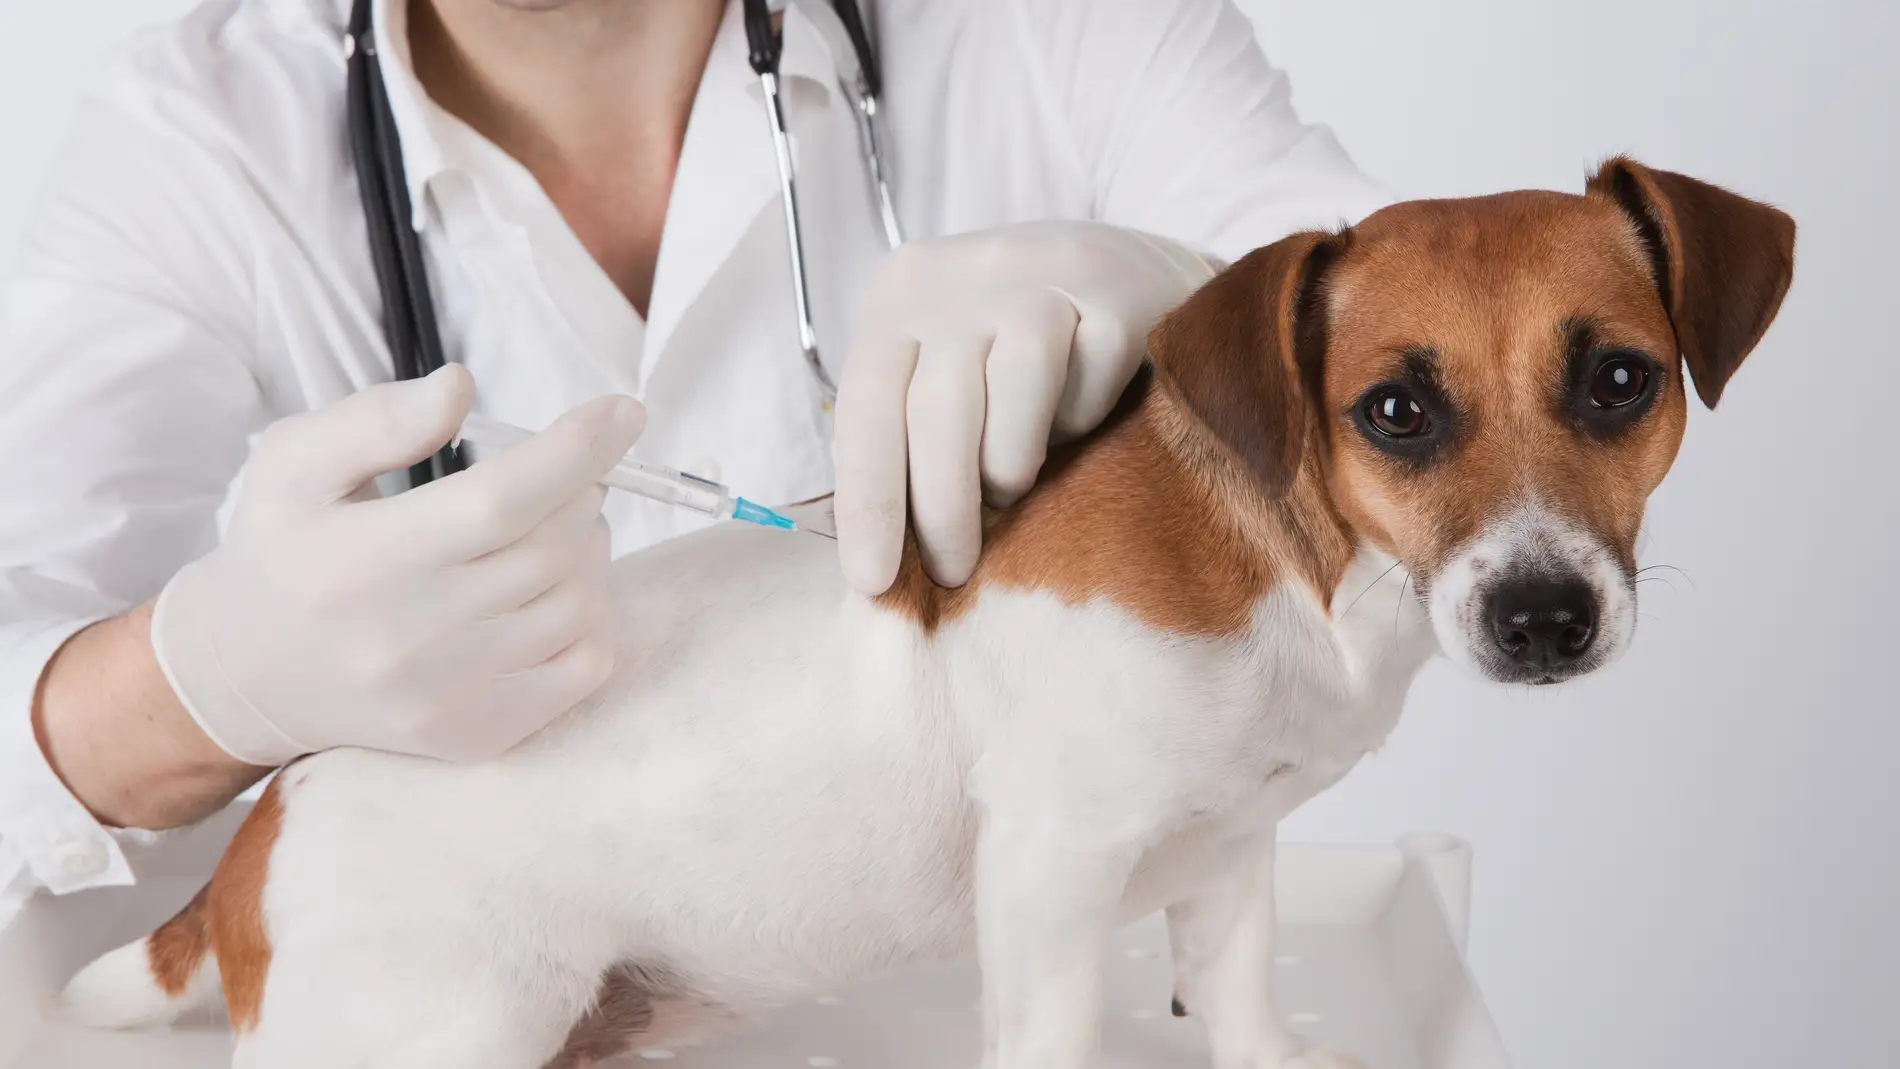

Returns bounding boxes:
[1147,230,1339,498]
[1586,156,1796,408]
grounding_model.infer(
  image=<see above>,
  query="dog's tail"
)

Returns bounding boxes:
[58,886,223,1028]
[58,778,285,1031]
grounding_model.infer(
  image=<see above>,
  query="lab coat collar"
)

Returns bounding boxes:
[356,0,448,233]
[357,0,841,238]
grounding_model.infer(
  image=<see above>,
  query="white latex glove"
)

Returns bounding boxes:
[150,365,645,766]
[832,220,1216,593]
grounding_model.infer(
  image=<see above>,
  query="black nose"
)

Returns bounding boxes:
[1488,580,1597,671]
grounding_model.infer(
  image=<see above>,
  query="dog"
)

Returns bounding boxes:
[58,157,1793,1069]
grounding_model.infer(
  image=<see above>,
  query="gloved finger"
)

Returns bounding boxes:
[442,627,618,762]
[980,293,1077,507]
[393,394,645,563]
[1052,290,1149,440]
[457,490,611,615]
[250,364,474,510]
[483,564,610,677]
[833,329,920,596]
[908,335,989,588]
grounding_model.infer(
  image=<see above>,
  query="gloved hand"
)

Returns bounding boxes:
[832,220,1216,593]
[149,365,645,766]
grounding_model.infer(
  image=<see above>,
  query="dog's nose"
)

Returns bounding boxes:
[1488,581,1597,671]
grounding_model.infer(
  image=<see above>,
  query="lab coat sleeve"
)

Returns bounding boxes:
[1014,0,1395,263]
[0,87,265,897]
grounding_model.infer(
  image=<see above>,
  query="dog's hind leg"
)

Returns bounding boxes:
[1164,834,1365,1069]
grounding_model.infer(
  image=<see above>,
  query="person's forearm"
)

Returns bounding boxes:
[32,600,266,830]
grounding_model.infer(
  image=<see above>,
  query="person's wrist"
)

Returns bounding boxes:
[148,561,309,767]
[33,601,267,830]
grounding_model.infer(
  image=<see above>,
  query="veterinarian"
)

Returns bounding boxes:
[0,0,1387,900]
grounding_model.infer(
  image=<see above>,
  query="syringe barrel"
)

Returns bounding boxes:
[601,460,737,520]
[457,412,738,521]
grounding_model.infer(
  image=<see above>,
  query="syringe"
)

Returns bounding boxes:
[454,412,799,534]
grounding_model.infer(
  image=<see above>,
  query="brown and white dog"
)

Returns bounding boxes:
[59,158,1793,1069]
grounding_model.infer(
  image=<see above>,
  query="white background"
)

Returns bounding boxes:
[1,2,1895,1068]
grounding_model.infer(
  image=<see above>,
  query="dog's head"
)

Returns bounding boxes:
[1150,158,1795,684]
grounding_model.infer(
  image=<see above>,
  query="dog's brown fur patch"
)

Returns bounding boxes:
[875,371,1358,637]
[207,776,284,1033]
[146,886,212,997]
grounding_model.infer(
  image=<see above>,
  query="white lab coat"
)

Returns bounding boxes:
[0,0,1390,896]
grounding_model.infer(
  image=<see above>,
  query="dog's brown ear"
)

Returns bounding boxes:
[1586,156,1796,408]
[1147,231,1338,497]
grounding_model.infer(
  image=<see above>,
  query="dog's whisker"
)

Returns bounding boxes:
[1337,560,1403,621]
[1635,563,1697,591]
[1393,573,1412,641]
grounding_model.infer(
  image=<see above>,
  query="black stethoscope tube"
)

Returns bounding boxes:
[743,0,877,92]
[347,0,464,487]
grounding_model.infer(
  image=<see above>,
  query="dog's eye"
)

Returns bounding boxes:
[1589,355,1651,408]
[1364,387,1431,438]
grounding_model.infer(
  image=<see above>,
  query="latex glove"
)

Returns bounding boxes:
[832,220,1216,593]
[150,365,645,766]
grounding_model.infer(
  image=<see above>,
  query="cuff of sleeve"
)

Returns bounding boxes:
[0,618,147,895]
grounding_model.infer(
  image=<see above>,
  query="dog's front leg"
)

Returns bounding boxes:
[1166,833,1363,1069]
[975,823,1137,1069]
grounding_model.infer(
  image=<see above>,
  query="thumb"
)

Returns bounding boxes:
[250,365,474,507]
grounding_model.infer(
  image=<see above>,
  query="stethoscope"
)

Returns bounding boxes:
[344,0,902,489]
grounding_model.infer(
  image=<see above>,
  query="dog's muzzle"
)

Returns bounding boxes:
[1427,503,1634,685]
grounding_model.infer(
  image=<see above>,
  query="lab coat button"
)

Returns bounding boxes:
[51,838,109,879]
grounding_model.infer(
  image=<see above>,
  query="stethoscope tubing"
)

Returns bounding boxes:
[756,69,835,398]
[346,0,463,484]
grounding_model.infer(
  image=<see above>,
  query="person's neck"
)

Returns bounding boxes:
[408,0,727,315]
[410,0,722,180]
